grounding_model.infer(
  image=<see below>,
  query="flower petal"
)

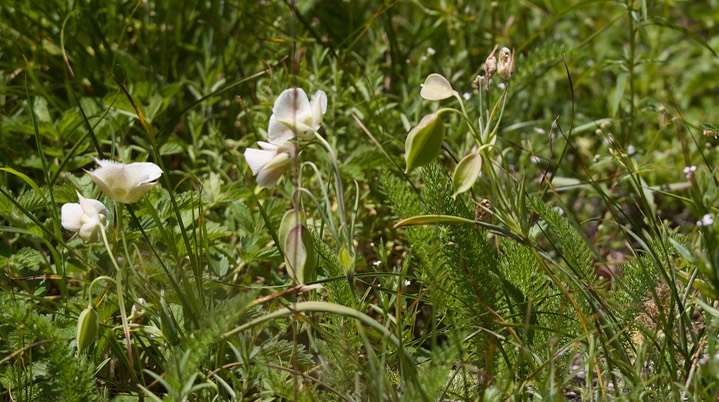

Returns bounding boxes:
[244,145,278,175]
[256,153,291,188]
[124,162,163,186]
[267,115,295,144]
[420,73,457,101]
[78,192,109,220]
[272,88,311,120]
[310,90,327,127]
[61,203,84,232]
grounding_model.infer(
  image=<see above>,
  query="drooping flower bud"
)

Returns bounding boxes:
[76,305,99,354]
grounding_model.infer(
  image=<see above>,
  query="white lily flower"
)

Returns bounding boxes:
[267,88,327,143]
[61,192,109,243]
[244,141,294,188]
[86,159,163,204]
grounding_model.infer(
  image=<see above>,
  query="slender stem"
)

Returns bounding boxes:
[99,220,137,385]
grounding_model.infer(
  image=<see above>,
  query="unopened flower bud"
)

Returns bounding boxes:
[76,305,99,354]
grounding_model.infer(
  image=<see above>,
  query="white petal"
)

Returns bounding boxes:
[310,90,327,127]
[244,146,277,175]
[124,162,163,185]
[267,114,295,144]
[257,141,279,151]
[77,192,108,220]
[61,203,83,232]
[420,73,457,101]
[272,88,311,121]
[257,153,291,188]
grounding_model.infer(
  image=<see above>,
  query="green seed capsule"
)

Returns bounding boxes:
[76,306,99,354]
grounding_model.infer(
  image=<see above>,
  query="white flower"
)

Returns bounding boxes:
[683,165,697,179]
[697,214,714,227]
[427,47,436,56]
[244,141,294,188]
[463,92,471,100]
[61,192,109,243]
[86,159,163,204]
[267,88,327,143]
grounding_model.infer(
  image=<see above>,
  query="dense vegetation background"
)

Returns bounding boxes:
[2,0,719,400]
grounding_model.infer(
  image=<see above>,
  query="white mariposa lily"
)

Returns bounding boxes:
[86,159,163,204]
[61,192,110,243]
[244,141,294,188]
[267,88,327,143]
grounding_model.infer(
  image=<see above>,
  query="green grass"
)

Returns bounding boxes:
[2,0,719,400]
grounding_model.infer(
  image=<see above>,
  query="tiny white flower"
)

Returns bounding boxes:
[372,260,382,267]
[627,145,636,155]
[697,213,714,227]
[530,155,541,164]
[404,279,411,286]
[426,47,436,56]
[61,192,109,243]
[244,141,294,188]
[86,159,163,204]
[267,88,327,143]
[463,92,471,100]
[420,55,428,62]
[533,127,546,135]
[683,165,697,179]
[497,82,506,90]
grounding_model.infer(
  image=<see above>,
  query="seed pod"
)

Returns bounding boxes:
[452,151,482,198]
[76,306,99,354]
[284,224,317,284]
[404,113,445,173]
[497,47,515,80]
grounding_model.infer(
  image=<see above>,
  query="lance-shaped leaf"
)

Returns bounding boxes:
[420,73,457,100]
[404,113,445,173]
[451,151,482,198]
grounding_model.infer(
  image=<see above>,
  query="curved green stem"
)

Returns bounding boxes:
[99,222,135,382]
[221,300,416,368]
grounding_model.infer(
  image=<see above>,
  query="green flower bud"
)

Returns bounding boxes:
[451,151,482,198]
[404,113,445,173]
[76,306,99,354]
